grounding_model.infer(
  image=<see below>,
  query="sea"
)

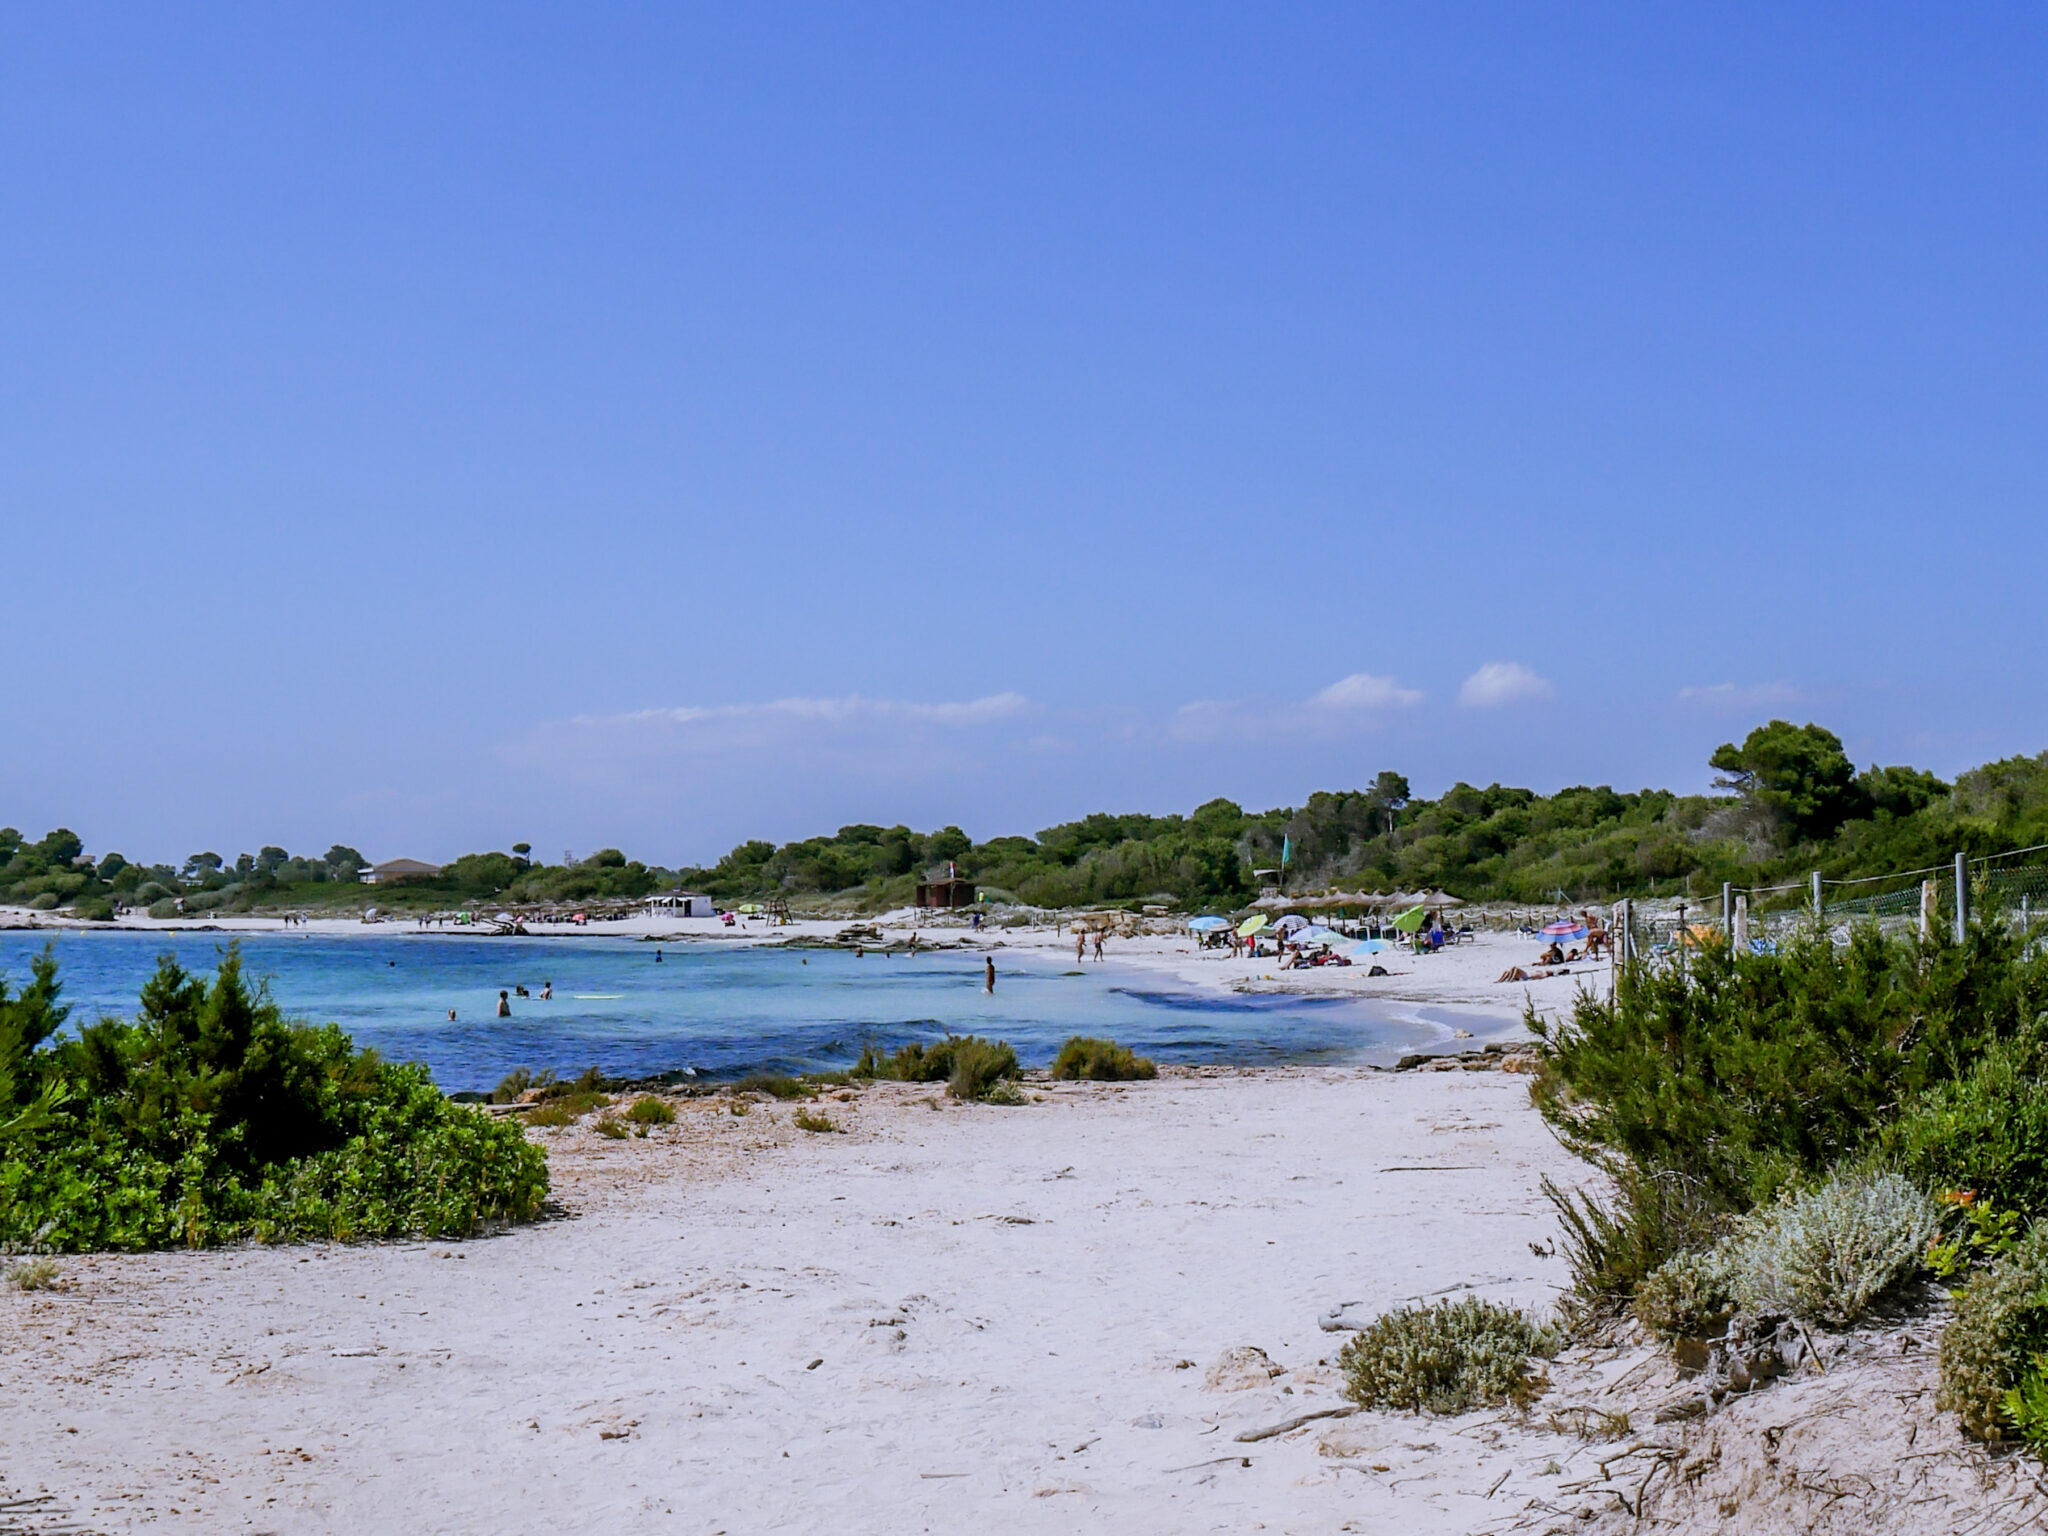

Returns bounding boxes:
[0,930,1507,1095]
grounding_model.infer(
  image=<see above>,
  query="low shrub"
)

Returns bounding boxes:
[944,1037,1020,1102]
[733,1074,810,1100]
[2008,1357,2048,1453]
[535,1067,609,1114]
[1892,1035,2048,1219]
[0,946,548,1250]
[1339,1296,1558,1414]
[1927,1193,2026,1280]
[1939,1225,2048,1442]
[1634,1244,1739,1341]
[491,1067,545,1104]
[70,898,114,923]
[1050,1036,1157,1081]
[4,1257,60,1291]
[523,1102,578,1128]
[852,1035,1021,1102]
[27,893,58,911]
[146,898,179,919]
[792,1109,840,1133]
[1542,1166,1727,1329]
[625,1096,675,1126]
[1733,1170,1939,1326]
[592,1115,629,1139]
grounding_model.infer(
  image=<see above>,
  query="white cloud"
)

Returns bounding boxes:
[1676,681,1802,712]
[1458,661,1555,708]
[588,692,1030,730]
[1170,673,1422,742]
[1311,672,1425,710]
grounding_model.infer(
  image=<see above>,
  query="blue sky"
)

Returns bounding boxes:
[5,4,2047,867]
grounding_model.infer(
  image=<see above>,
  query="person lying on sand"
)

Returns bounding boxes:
[1498,965,1564,982]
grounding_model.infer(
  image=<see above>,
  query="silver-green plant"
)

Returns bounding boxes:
[1634,1242,1740,1340]
[1732,1170,1939,1327]
[1339,1296,1559,1414]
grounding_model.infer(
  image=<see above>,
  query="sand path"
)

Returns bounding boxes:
[3,1070,1580,1535]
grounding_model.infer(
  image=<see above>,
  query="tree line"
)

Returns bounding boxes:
[10,722,2048,916]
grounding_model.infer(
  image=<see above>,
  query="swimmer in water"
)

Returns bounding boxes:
[984,956,996,993]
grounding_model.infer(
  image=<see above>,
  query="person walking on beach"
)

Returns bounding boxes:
[984,956,996,993]
[1075,929,1087,963]
[1093,930,1106,962]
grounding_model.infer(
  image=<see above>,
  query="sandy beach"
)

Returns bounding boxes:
[6,1068,1581,1535]
[10,1042,2044,1535]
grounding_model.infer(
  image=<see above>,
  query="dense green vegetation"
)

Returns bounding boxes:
[1532,918,2048,1448]
[0,946,548,1251]
[12,721,2048,917]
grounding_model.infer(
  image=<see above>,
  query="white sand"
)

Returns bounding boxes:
[3,1069,1587,1535]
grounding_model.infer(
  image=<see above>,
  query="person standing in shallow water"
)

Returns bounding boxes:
[984,956,996,993]
[497,990,511,1018]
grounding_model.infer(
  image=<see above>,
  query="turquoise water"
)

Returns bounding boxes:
[0,931,1502,1093]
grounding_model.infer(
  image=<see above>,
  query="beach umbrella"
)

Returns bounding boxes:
[1541,920,1588,941]
[1274,913,1310,934]
[1391,905,1429,933]
[1416,890,1466,910]
[1187,915,1229,932]
[1236,914,1269,937]
[1292,924,1343,946]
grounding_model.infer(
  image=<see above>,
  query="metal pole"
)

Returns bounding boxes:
[1811,870,1822,919]
[1954,853,1968,944]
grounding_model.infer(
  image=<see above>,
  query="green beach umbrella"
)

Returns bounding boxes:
[1237,914,1269,937]
[1392,905,1428,933]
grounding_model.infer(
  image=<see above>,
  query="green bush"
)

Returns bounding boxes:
[491,1066,543,1104]
[27,893,58,911]
[1634,1243,1739,1341]
[592,1115,629,1139]
[1892,1033,2048,1218]
[1939,1225,2048,1441]
[1733,1170,1939,1326]
[793,1109,840,1133]
[147,898,179,919]
[732,1073,810,1100]
[0,945,548,1250]
[625,1096,675,1125]
[1531,923,2048,1319]
[853,1035,1021,1101]
[944,1037,1020,1102]
[2007,1357,2048,1453]
[70,898,114,922]
[1339,1296,1558,1414]
[1050,1036,1157,1081]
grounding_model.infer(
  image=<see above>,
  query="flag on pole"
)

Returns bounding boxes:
[1281,836,1292,868]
